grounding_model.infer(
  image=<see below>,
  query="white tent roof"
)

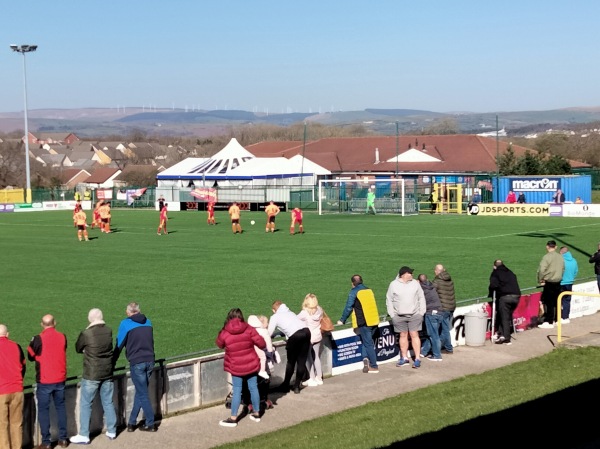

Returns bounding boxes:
[157,137,327,181]
[157,158,209,178]
[289,154,331,175]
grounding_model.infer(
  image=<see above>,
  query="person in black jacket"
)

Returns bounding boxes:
[589,242,600,293]
[488,260,521,345]
[70,308,117,444]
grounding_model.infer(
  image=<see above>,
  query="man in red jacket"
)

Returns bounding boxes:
[0,324,26,449]
[28,315,69,449]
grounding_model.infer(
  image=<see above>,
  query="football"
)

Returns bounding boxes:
[250,220,255,225]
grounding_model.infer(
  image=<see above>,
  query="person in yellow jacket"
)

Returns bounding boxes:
[337,274,380,373]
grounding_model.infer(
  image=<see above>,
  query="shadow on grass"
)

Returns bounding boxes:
[384,378,600,449]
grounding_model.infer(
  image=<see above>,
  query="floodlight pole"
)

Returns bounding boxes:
[300,122,307,208]
[495,114,499,203]
[395,121,399,178]
[10,44,37,204]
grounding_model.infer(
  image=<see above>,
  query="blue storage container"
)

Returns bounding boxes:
[493,175,591,204]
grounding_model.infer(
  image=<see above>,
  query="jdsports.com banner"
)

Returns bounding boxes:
[469,204,550,216]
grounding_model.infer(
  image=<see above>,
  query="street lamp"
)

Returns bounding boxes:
[10,44,37,203]
[395,121,399,178]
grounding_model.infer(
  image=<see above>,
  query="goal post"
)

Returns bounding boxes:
[318,178,418,215]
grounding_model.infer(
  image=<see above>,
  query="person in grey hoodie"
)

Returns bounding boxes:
[267,301,310,394]
[560,246,579,324]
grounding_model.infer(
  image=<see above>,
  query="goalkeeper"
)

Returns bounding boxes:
[366,188,376,214]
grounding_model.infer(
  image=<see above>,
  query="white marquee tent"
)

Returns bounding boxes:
[157,138,330,188]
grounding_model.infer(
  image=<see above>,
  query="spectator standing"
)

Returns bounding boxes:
[264,201,280,233]
[246,315,276,411]
[505,190,517,203]
[553,189,565,204]
[560,246,579,324]
[70,309,117,444]
[337,275,380,374]
[488,260,521,345]
[113,302,157,432]
[517,192,526,203]
[417,274,443,361]
[537,240,565,329]
[28,315,69,449]
[297,293,324,387]
[433,264,456,354]
[268,301,311,394]
[386,267,426,368]
[0,324,26,449]
[588,242,600,293]
[228,202,242,234]
[216,309,265,427]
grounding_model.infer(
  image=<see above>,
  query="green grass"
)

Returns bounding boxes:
[215,347,600,449]
[3,210,600,384]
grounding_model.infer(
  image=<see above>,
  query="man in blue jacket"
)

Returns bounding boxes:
[114,302,157,432]
[560,246,579,324]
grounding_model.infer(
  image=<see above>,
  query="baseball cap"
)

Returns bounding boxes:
[399,266,414,276]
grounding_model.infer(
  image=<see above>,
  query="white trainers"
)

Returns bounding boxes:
[315,377,323,385]
[538,322,554,329]
[105,432,116,440]
[70,434,90,444]
[561,318,571,324]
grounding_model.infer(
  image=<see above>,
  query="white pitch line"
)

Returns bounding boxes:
[469,222,600,240]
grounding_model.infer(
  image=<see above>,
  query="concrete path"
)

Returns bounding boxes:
[78,312,600,449]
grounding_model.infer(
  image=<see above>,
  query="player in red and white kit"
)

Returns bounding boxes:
[157,203,168,235]
[207,202,215,225]
[290,207,303,235]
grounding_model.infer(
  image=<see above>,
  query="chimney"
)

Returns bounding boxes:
[375,147,380,164]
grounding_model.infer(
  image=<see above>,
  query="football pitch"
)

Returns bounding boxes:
[2,209,599,383]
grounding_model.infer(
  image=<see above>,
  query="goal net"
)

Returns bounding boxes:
[318,178,417,215]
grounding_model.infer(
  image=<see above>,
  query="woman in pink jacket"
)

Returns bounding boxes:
[216,308,266,427]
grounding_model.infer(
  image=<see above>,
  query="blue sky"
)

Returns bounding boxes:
[2,1,600,114]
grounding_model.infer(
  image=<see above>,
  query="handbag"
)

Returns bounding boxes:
[320,310,335,333]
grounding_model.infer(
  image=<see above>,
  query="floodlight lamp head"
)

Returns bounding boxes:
[10,44,18,51]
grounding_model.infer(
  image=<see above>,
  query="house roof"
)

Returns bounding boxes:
[247,135,591,174]
[84,167,121,183]
[59,168,91,185]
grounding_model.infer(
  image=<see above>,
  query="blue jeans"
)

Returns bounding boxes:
[561,284,573,319]
[358,325,378,368]
[129,362,154,427]
[421,313,443,359]
[36,382,67,445]
[440,310,454,352]
[79,378,117,437]
[230,374,260,417]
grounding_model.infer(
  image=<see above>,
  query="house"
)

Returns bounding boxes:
[58,168,91,189]
[34,132,80,145]
[82,167,121,189]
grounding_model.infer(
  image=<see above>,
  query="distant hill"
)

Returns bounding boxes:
[2,106,600,138]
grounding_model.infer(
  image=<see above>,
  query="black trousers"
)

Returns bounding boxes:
[283,328,311,389]
[497,294,520,340]
[541,281,561,324]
